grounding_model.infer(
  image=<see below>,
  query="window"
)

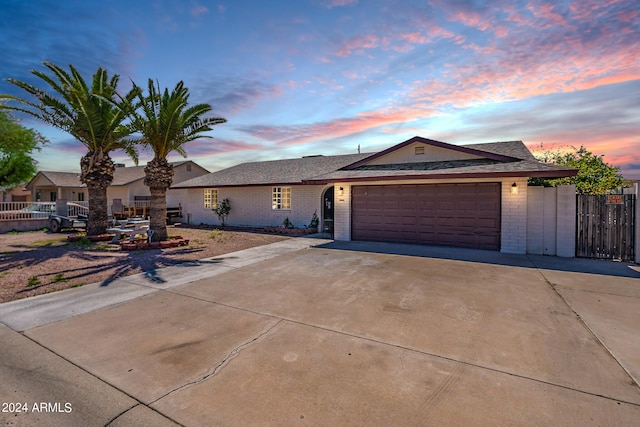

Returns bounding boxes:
[204,189,218,208]
[272,187,291,210]
[77,192,85,201]
[50,192,57,202]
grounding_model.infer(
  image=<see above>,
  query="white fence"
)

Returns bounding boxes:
[0,201,89,221]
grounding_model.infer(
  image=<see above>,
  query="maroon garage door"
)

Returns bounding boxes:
[351,183,501,250]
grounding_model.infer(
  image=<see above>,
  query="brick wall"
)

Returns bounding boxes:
[500,178,528,254]
[333,184,351,240]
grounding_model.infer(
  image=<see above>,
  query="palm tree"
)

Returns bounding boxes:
[127,79,225,241]
[0,62,137,235]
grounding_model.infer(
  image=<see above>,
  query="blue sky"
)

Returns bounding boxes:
[1,0,639,178]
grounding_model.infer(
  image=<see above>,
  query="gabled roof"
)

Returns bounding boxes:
[173,137,577,188]
[304,137,575,183]
[343,136,521,170]
[172,153,372,188]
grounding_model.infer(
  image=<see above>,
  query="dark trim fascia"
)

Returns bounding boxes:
[171,181,310,190]
[302,169,578,184]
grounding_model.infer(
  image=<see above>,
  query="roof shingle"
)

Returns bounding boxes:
[174,139,576,188]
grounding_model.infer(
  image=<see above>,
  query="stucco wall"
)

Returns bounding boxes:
[107,187,130,215]
[183,185,329,228]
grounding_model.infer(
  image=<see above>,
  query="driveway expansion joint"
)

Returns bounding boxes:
[527,255,640,391]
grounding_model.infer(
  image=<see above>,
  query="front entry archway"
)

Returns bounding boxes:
[322,186,334,236]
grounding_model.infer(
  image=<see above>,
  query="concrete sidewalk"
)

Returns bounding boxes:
[1,239,639,426]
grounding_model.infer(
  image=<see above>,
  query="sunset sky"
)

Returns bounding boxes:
[1,0,639,178]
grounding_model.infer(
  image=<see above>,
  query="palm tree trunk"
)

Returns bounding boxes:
[85,183,109,235]
[149,186,168,241]
[80,150,114,236]
[144,158,173,241]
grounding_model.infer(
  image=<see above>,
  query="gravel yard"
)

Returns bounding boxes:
[0,226,289,303]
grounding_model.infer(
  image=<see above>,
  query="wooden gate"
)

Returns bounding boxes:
[576,194,635,260]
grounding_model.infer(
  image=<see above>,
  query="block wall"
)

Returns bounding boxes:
[555,184,576,257]
[526,185,576,257]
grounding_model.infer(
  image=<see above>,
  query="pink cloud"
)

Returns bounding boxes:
[449,10,492,31]
[405,0,640,112]
[526,2,568,28]
[336,33,380,57]
[239,107,432,147]
[525,134,640,178]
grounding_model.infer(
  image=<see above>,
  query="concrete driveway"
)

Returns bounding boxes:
[1,238,639,426]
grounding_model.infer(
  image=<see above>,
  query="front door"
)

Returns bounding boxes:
[322,186,334,234]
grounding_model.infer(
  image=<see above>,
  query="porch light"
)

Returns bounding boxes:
[338,186,344,196]
[511,182,518,194]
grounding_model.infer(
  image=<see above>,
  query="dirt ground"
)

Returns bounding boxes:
[0,226,289,303]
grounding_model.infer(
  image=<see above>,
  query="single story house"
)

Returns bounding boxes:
[173,136,578,254]
[26,160,208,214]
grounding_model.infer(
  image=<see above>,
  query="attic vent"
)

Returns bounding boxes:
[302,155,324,158]
[115,163,126,168]
[415,146,425,155]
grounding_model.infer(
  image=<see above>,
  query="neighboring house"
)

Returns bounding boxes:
[26,160,209,214]
[1,185,31,202]
[173,136,578,254]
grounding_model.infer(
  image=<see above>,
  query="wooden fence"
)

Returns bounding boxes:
[576,194,635,260]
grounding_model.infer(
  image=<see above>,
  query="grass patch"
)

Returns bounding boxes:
[209,229,234,242]
[209,229,225,241]
[71,237,92,247]
[29,238,67,248]
[52,273,68,283]
[27,276,41,287]
[69,283,85,288]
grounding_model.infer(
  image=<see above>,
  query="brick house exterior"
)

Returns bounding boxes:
[174,137,577,254]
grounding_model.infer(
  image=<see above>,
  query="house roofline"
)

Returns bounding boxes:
[342,136,521,170]
[171,181,309,189]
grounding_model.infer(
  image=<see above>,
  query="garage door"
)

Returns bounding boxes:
[351,183,501,250]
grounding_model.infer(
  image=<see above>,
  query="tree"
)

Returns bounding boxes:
[0,110,48,188]
[212,198,231,226]
[529,145,624,194]
[126,79,226,241]
[0,62,137,235]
